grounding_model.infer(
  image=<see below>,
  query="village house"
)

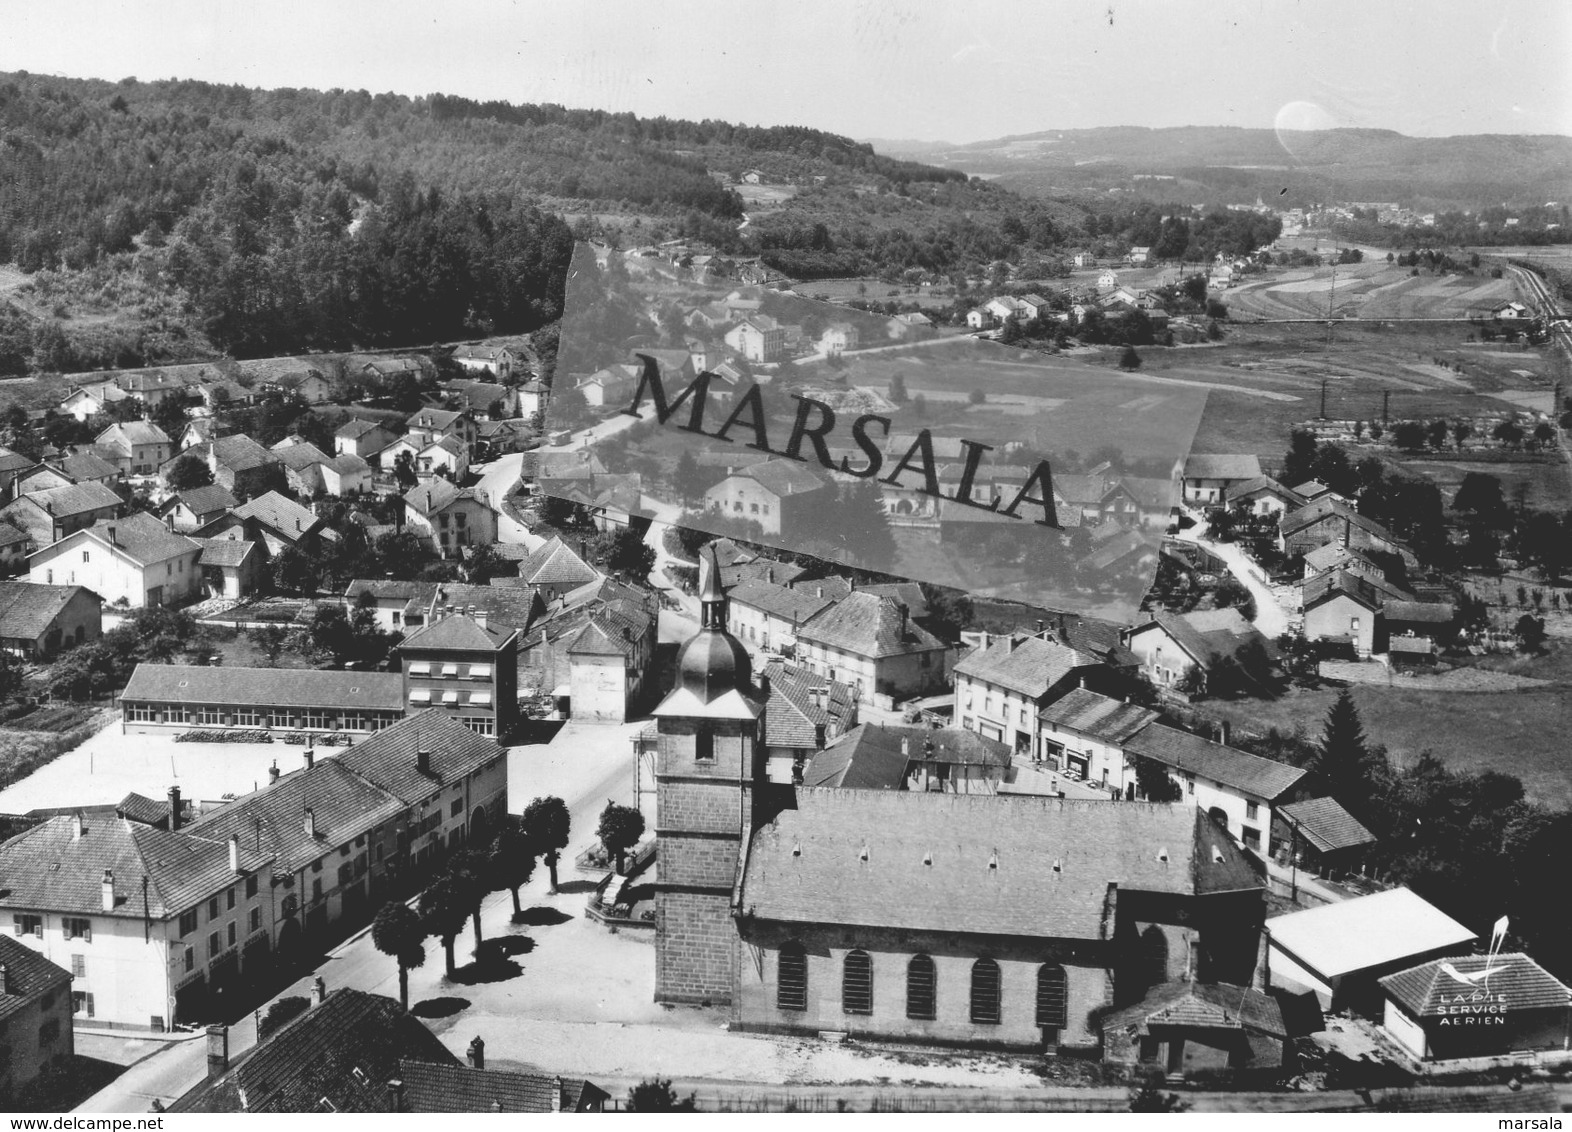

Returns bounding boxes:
[953,630,1111,759]
[0,809,278,1030]
[1281,498,1406,560]
[94,421,172,476]
[199,491,323,559]
[759,659,859,784]
[724,315,786,363]
[517,379,549,420]
[0,582,102,660]
[803,723,1012,795]
[1036,687,1161,788]
[1181,454,1264,507]
[887,312,935,339]
[30,513,201,609]
[57,380,131,421]
[111,367,206,409]
[451,341,525,380]
[1097,269,1121,290]
[1120,721,1310,855]
[818,323,860,355]
[1,482,124,550]
[726,576,838,657]
[334,419,400,461]
[1227,475,1306,518]
[1273,795,1378,881]
[0,935,74,1100]
[704,459,830,538]
[1264,887,1476,1014]
[560,595,657,723]
[966,308,991,330]
[404,406,478,456]
[175,435,284,499]
[1127,246,1151,266]
[1122,609,1277,696]
[442,378,515,418]
[1101,981,1291,1081]
[794,591,950,708]
[1301,542,1389,583]
[515,538,597,605]
[178,419,221,451]
[0,522,30,577]
[1072,251,1097,268]
[343,579,443,634]
[270,439,338,496]
[477,418,535,456]
[415,435,469,481]
[401,481,498,560]
[400,612,519,739]
[576,363,640,408]
[1301,569,1415,657]
[191,537,264,600]
[0,447,36,500]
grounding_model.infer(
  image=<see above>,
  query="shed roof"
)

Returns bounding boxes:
[120,664,404,712]
[1279,796,1377,854]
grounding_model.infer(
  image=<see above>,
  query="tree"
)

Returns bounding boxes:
[589,526,656,582]
[371,900,427,1010]
[488,821,537,917]
[1390,420,1426,451]
[967,388,986,406]
[888,373,909,403]
[418,867,479,976]
[165,454,214,490]
[463,542,509,585]
[1136,755,1182,803]
[1118,345,1142,371]
[1451,420,1472,450]
[258,996,311,1039]
[912,393,927,417]
[671,449,706,504]
[521,796,572,892]
[920,584,973,642]
[626,1078,696,1112]
[1454,472,1507,525]
[272,545,323,596]
[1426,419,1450,450]
[1515,613,1547,653]
[824,480,896,571]
[1315,688,1373,806]
[251,624,290,667]
[1493,419,1524,449]
[596,800,645,874]
[1282,429,1319,487]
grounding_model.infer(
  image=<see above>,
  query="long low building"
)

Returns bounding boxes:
[120,665,406,735]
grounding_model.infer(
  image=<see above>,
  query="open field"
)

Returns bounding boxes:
[1197,680,1572,811]
[1226,261,1518,321]
[792,277,957,310]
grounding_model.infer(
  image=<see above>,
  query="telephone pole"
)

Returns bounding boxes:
[1382,390,1391,424]
[1319,379,1328,420]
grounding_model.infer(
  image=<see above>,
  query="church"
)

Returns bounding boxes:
[652,547,1266,1052]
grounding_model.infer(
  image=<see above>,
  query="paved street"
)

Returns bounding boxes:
[75,720,645,1112]
[1171,512,1291,639]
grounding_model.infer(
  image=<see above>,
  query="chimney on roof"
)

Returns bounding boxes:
[101,869,116,911]
[0,963,8,995]
[168,784,182,831]
[417,748,432,774]
[304,807,316,839]
[385,1079,405,1113]
[311,975,326,1005]
[765,565,774,584]
[206,1025,229,1079]
[897,602,908,638]
[466,1036,485,1070]
[1036,619,1045,634]
[816,585,824,598]
[229,834,240,875]
[104,524,118,547]
[43,500,52,515]
[551,1078,564,1113]
[1216,720,1230,746]
[304,748,315,770]
[267,761,280,784]
[72,812,83,840]
[425,490,432,512]
[475,610,487,630]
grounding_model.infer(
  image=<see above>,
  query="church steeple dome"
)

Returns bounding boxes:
[674,544,753,703]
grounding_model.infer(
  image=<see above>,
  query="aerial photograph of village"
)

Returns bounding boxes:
[0,0,1568,1120]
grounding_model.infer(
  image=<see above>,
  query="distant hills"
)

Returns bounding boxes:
[869,126,1572,211]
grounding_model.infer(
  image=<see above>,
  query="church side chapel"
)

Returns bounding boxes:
[653,546,1268,1052]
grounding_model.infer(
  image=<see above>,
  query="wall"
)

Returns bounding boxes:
[706,478,783,536]
[1038,721,1131,790]
[0,977,72,1098]
[569,654,629,723]
[734,920,1113,1051]
[1383,998,1428,1059]
[1304,594,1377,656]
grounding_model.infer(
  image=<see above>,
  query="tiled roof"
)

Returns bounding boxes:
[1379,953,1571,1019]
[98,420,172,448]
[566,600,651,658]
[396,1059,607,1113]
[1228,475,1303,504]
[0,581,97,640]
[953,634,1099,699]
[1184,454,1263,481]
[730,459,826,499]
[172,989,458,1113]
[336,419,391,440]
[272,441,333,472]
[762,660,856,750]
[0,521,29,547]
[727,578,835,624]
[401,480,491,516]
[519,450,605,480]
[116,791,172,826]
[175,484,239,516]
[327,453,371,476]
[1103,980,1287,1039]
[423,435,467,457]
[739,791,1261,939]
[345,579,441,604]
[1302,569,1412,611]
[408,407,465,431]
[1266,887,1476,979]
[519,537,598,588]
[336,709,506,805]
[0,935,73,1025]
[1280,796,1377,854]
[21,480,123,518]
[196,435,280,474]
[1303,542,1380,575]
[234,491,320,536]
[859,581,928,618]
[1281,498,1398,544]
[84,512,197,566]
[789,574,855,601]
[1383,600,1455,624]
[1130,609,1274,670]
[1125,722,1306,800]
[0,815,273,920]
[57,451,122,481]
[797,591,944,660]
[401,612,514,652]
[804,723,1009,789]
[1038,687,1161,743]
[195,538,260,569]
[120,664,404,712]
[185,759,404,877]
[427,582,539,634]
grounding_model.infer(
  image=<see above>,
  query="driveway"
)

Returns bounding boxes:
[1170,515,1290,639]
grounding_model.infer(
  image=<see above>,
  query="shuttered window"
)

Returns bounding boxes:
[970,958,1001,1025]
[1036,963,1067,1030]
[906,954,936,1020]
[777,942,808,1012]
[842,950,872,1015]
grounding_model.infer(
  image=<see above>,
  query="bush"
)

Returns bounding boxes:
[258,995,311,1039]
[174,729,275,743]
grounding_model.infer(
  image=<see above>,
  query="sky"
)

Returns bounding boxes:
[1,0,1568,143]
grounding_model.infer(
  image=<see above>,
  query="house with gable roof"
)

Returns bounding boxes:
[0,810,277,1029]
[95,421,172,476]
[704,459,829,538]
[0,580,102,660]
[724,315,786,363]
[953,629,1112,758]
[170,435,284,500]
[1227,475,1306,518]
[1181,454,1263,507]
[0,520,31,577]
[803,721,1010,795]
[795,591,951,707]
[400,481,498,559]
[404,406,478,456]
[518,535,600,602]
[1,481,124,549]
[196,490,323,559]
[759,658,859,783]
[0,934,74,1098]
[1281,497,1406,560]
[1122,608,1278,696]
[400,612,519,738]
[726,576,838,656]
[57,379,131,421]
[191,537,265,599]
[343,579,443,634]
[334,419,400,461]
[29,512,200,608]
[563,597,656,723]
